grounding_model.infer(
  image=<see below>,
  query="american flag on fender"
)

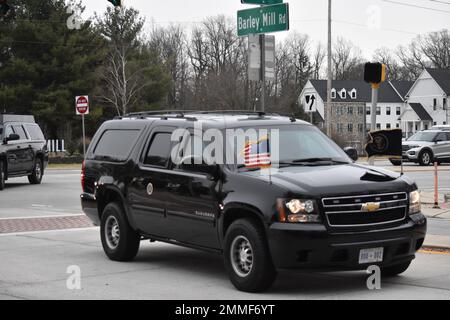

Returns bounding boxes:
[244,136,271,168]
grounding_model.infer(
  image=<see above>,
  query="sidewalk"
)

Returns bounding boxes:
[422,203,450,251]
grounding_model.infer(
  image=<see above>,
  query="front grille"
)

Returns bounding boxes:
[322,192,408,228]
[402,145,412,152]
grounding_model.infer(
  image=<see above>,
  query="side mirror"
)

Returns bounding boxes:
[344,147,359,161]
[5,133,20,143]
[179,155,219,179]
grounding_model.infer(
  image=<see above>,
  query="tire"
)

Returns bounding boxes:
[389,159,402,166]
[0,161,5,191]
[224,218,277,292]
[418,150,432,166]
[100,202,140,261]
[381,261,411,277]
[28,158,43,184]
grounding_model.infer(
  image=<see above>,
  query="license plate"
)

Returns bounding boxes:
[359,247,384,264]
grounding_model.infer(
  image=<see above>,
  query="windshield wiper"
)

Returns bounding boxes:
[290,158,349,165]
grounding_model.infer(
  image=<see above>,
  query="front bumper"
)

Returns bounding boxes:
[268,213,427,270]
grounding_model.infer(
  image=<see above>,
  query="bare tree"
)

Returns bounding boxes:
[418,29,450,69]
[149,24,190,108]
[96,7,147,115]
[312,42,326,80]
[373,47,404,80]
[332,37,364,80]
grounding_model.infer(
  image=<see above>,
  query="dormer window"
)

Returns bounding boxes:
[349,89,357,99]
[331,88,336,99]
[339,88,347,99]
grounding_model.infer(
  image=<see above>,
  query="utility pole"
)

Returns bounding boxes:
[326,0,332,137]
[260,34,266,113]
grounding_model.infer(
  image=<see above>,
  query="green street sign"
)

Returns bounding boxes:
[241,0,283,5]
[237,3,289,37]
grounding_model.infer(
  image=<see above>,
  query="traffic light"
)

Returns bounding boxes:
[107,0,122,7]
[364,62,386,84]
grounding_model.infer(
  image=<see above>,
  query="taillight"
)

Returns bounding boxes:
[81,160,86,192]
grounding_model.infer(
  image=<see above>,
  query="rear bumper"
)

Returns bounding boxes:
[81,192,100,226]
[267,213,427,270]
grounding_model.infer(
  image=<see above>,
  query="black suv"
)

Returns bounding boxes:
[0,114,48,190]
[81,111,427,292]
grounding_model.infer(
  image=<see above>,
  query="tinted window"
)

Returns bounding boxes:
[4,126,14,137]
[436,132,450,141]
[94,129,139,161]
[144,133,172,167]
[24,124,45,141]
[12,125,28,140]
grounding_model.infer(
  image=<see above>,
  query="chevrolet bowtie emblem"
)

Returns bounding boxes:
[361,202,380,212]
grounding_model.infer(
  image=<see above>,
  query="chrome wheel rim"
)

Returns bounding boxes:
[35,162,42,180]
[105,216,120,249]
[422,153,430,165]
[230,235,254,278]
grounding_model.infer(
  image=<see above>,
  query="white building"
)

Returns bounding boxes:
[299,79,413,131]
[399,68,450,137]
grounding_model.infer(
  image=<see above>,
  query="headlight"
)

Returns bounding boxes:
[409,190,421,215]
[276,199,322,223]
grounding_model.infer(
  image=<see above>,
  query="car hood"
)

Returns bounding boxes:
[403,140,434,147]
[243,163,415,198]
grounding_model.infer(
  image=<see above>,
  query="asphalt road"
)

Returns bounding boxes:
[0,167,448,235]
[0,228,449,300]
[1,167,450,300]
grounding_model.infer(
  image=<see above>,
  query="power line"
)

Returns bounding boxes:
[381,0,450,13]
[429,0,450,5]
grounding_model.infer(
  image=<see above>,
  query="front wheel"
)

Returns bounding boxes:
[224,219,277,292]
[28,158,43,184]
[100,202,141,261]
[381,261,411,277]
[418,150,432,166]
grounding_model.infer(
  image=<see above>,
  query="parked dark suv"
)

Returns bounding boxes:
[0,114,48,190]
[81,111,427,292]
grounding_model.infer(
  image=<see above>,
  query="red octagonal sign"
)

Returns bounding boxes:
[75,96,89,115]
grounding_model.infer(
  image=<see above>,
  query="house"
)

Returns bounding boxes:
[399,68,450,137]
[299,79,413,151]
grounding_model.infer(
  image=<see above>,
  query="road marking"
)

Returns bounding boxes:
[419,249,450,255]
[0,227,98,237]
[0,213,84,220]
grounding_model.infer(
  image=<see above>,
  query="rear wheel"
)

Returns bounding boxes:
[0,161,5,191]
[28,158,43,184]
[100,202,140,261]
[381,261,411,277]
[418,150,432,166]
[224,218,277,292]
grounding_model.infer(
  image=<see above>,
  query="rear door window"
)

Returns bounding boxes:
[24,124,45,141]
[93,129,140,161]
[12,125,28,140]
[144,133,173,167]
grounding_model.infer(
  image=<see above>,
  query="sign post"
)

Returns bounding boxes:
[75,96,89,158]
[238,1,288,112]
[364,63,386,165]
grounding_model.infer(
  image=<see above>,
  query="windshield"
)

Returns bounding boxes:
[408,132,437,142]
[226,125,350,169]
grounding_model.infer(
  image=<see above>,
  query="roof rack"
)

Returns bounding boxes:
[116,110,282,122]
[119,110,198,121]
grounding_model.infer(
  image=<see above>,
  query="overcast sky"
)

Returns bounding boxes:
[82,0,450,58]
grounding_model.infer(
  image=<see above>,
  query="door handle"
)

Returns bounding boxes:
[167,183,181,190]
[133,177,145,184]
